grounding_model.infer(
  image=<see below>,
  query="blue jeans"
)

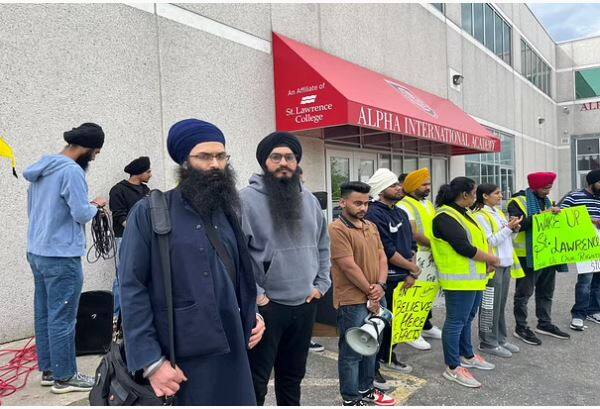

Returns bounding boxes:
[442,290,482,368]
[571,272,600,319]
[28,253,83,381]
[112,237,122,318]
[337,304,376,401]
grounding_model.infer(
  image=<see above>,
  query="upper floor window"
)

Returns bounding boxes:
[520,39,551,97]
[575,67,600,99]
[431,3,445,14]
[461,3,512,65]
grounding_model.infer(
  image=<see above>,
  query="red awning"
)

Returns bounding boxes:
[273,33,501,155]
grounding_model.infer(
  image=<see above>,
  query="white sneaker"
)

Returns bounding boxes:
[421,326,442,339]
[460,354,495,370]
[406,336,431,350]
[570,318,585,331]
[442,366,481,388]
[586,313,600,324]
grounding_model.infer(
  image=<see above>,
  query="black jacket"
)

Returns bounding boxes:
[109,180,150,237]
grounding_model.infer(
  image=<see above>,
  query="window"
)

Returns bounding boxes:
[431,3,445,13]
[465,131,515,199]
[575,67,600,99]
[462,3,512,66]
[574,137,600,188]
[520,39,551,97]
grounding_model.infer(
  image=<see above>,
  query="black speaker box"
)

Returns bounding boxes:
[75,290,113,356]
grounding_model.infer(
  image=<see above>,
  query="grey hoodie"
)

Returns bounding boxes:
[240,174,331,306]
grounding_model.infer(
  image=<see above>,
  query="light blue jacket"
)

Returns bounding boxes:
[24,155,98,257]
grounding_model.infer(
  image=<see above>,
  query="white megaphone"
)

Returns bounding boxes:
[345,303,393,356]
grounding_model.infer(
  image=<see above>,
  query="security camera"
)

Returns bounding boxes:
[563,107,570,114]
[452,74,464,86]
[538,117,545,125]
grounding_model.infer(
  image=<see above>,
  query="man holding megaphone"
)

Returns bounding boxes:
[329,182,396,406]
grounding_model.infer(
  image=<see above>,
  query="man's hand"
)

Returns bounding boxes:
[404,275,417,289]
[248,314,266,349]
[593,219,600,229]
[508,216,522,231]
[368,284,385,302]
[367,300,380,314]
[547,206,561,215]
[91,197,108,208]
[149,362,187,398]
[257,294,270,307]
[306,288,322,303]
[489,254,501,267]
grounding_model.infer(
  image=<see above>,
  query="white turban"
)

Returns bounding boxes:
[367,168,399,199]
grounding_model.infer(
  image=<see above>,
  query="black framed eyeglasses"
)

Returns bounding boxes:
[188,153,230,163]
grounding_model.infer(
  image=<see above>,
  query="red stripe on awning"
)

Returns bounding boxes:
[273,33,501,154]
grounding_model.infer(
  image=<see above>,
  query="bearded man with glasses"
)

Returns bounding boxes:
[240,131,331,406]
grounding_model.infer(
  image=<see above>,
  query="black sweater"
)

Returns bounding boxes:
[109,180,150,237]
[432,203,479,259]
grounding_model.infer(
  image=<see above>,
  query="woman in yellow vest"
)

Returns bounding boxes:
[472,184,524,359]
[431,177,500,388]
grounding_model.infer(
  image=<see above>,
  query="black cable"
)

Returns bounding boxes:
[87,208,118,267]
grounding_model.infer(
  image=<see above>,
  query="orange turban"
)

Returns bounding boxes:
[403,168,430,194]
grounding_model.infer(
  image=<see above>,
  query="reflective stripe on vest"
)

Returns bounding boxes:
[401,196,435,251]
[431,205,489,290]
[474,208,525,279]
[508,196,527,257]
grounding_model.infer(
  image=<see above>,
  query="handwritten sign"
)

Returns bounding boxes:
[390,281,440,361]
[416,251,438,283]
[533,206,600,270]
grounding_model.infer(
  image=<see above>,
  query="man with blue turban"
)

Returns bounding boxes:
[119,118,265,405]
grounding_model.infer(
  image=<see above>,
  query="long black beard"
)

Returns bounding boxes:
[263,169,303,227]
[76,150,94,171]
[178,164,241,218]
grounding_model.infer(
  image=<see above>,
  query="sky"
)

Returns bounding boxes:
[529,3,600,43]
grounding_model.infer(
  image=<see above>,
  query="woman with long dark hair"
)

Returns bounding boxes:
[472,184,524,359]
[431,177,500,388]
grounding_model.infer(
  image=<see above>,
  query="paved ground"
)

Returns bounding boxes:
[2,272,598,406]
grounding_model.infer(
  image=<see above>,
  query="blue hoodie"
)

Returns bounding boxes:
[24,155,98,257]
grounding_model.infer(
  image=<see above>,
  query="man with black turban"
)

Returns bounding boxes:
[23,122,107,394]
[119,119,264,405]
[240,131,331,406]
[108,156,152,317]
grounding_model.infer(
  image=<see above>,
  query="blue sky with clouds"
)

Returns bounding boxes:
[529,3,600,43]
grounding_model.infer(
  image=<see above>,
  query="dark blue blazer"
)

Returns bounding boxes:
[119,189,257,372]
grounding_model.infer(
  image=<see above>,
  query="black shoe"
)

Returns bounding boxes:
[343,399,367,406]
[41,371,54,386]
[373,369,390,391]
[513,327,542,345]
[535,325,570,340]
[309,340,325,352]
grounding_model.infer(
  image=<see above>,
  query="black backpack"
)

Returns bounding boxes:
[89,190,176,406]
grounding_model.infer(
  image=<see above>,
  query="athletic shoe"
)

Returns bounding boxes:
[535,325,571,340]
[343,399,367,406]
[51,373,95,394]
[460,354,495,370]
[309,340,325,352]
[361,387,397,406]
[442,366,481,388]
[513,327,542,345]
[570,318,585,331]
[406,336,431,351]
[421,326,442,339]
[373,369,390,391]
[478,345,512,358]
[501,342,520,353]
[41,371,54,386]
[586,313,600,324]
[382,354,413,374]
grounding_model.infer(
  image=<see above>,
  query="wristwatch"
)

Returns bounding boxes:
[377,282,387,291]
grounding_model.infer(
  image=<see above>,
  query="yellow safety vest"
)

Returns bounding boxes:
[473,208,525,279]
[430,205,490,291]
[399,196,435,251]
[507,196,527,257]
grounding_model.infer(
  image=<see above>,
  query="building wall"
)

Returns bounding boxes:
[0,2,594,342]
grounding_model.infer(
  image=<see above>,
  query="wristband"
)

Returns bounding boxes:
[377,282,387,291]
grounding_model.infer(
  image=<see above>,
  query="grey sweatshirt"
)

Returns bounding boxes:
[240,174,331,306]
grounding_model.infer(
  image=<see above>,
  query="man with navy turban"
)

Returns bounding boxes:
[119,119,265,405]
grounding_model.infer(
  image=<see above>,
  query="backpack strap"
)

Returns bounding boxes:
[149,190,176,368]
[201,214,238,288]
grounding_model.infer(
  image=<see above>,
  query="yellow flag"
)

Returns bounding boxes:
[0,136,18,178]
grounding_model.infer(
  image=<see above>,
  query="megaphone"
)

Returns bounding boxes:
[345,305,393,356]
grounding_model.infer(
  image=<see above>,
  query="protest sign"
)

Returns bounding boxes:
[533,206,600,270]
[390,281,440,361]
[416,251,438,283]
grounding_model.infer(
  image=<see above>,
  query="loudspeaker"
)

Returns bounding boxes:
[345,306,393,356]
[75,291,113,356]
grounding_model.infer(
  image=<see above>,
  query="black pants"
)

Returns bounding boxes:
[249,301,317,406]
[513,257,556,330]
